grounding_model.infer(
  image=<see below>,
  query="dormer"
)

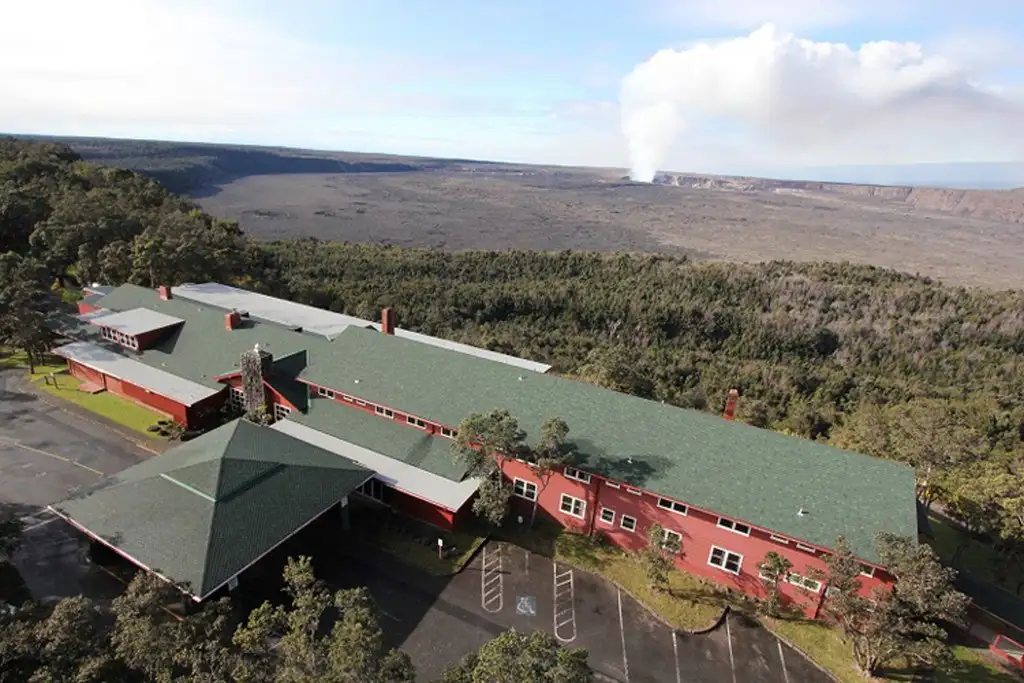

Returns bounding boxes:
[92,307,184,351]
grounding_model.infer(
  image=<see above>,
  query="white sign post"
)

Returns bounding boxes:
[437,537,443,561]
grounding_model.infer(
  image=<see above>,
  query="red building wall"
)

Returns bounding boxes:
[390,488,458,531]
[500,457,892,617]
[117,378,188,424]
[77,301,100,314]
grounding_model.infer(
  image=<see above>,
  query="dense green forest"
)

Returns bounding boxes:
[2,137,1023,582]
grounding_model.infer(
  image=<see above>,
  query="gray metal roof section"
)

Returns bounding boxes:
[93,308,184,336]
[172,282,551,372]
[271,419,481,511]
[171,283,367,339]
[83,284,115,296]
[79,309,113,322]
[53,340,221,406]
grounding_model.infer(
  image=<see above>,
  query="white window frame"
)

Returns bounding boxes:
[796,543,816,553]
[375,406,394,418]
[708,545,743,575]
[859,565,876,578]
[604,481,620,489]
[341,394,354,402]
[563,466,591,484]
[318,386,336,399]
[657,498,688,516]
[661,528,683,552]
[354,398,366,406]
[512,478,538,501]
[769,534,790,544]
[406,415,427,429]
[625,487,642,496]
[599,508,615,524]
[620,515,637,532]
[559,493,586,519]
[717,518,751,536]
[228,387,245,413]
[440,426,456,439]
[787,573,822,593]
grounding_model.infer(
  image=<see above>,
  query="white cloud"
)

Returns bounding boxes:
[620,24,1024,181]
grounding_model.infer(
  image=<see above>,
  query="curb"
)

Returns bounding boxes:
[758,618,842,682]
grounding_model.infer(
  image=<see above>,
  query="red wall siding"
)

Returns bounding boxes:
[390,488,457,531]
[500,458,891,617]
[68,360,104,387]
[77,301,99,314]
[135,328,170,351]
[117,379,187,424]
[185,389,227,429]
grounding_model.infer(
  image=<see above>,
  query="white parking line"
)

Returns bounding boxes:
[617,587,630,682]
[725,613,737,683]
[777,639,791,683]
[481,543,503,613]
[672,630,681,683]
[22,516,56,532]
[552,562,577,642]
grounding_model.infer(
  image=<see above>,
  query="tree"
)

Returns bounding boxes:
[755,551,793,617]
[822,535,968,676]
[635,523,678,592]
[525,417,575,527]
[437,629,590,683]
[0,253,56,374]
[233,555,414,683]
[452,410,526,527]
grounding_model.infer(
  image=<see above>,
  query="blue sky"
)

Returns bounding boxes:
[2,0,1022,175]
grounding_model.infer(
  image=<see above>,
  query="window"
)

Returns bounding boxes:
[625,487,642,496]
[796,543,816,553]
[512,478,538,501]
[342,394,354,402]
[318,386,335,399]
[407,416,427,429]
[228,387,245,413]
[605,481,620,489]
[662,529,683,553]
[559,494,586,519]
[599,508,615,524]
[620,515,637,532]
[273,403,291,423]
[717,518,751,536]
[126,336,139,350]
[375,406,394,418]
[825,585,840,599]
[708,546,743,574]
[440,426,456,439]
[859,565,876,578]
[769,535,790,545]
[657,498,688,516]
[787,573,822,593]
[358,478,386,502]
[564,467,591,484]
[354,398,367,406]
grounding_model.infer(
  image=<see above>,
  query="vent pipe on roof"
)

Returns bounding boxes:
[723,388,740,420]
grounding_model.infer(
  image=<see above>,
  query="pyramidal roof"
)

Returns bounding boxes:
[51,419,372,599]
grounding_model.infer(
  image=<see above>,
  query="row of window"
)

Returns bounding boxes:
[758,567,824,593]
[315,386,458,438]
[100,326,139,350]
[228,387,291,423]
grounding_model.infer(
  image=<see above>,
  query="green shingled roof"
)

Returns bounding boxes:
[289,396,470,482]
[51,419,371,598]
[299,326,918,564]
[90,285,315,389]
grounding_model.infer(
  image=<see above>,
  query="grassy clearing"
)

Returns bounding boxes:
[35,373,166,436]
[499,523,1021,682]
[0,348,66,379]
[925,514,1024,595]
[369,525,486,576]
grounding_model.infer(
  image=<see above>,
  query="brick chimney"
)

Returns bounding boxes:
[723,389,740,420]
[158,285,172,300]
[381,308,396,335]
[225,311,242,330]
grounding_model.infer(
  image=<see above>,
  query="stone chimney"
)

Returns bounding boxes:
[225,311,242,330]
[381,308,396,335]
[723,389,740,420]
[158,285,172,300]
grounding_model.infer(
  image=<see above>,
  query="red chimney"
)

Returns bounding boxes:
[723,389,740,420]
[381,308,396,335]
[158,285,172,300]
[225,311,242,330]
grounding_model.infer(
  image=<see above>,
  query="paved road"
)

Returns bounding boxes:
[0,368,152,511]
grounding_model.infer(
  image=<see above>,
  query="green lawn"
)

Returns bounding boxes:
[926,514,1024,595]
[35,373,167,436]
[0,348,66,379]
[367,524,486,576]
[497,523,1021,682]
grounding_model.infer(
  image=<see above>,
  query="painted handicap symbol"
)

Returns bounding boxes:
[516,596,537,616]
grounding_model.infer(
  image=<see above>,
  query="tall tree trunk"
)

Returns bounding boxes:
[26,347,35,375]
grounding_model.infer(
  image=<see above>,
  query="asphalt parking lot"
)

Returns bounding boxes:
[325,538,834,683]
